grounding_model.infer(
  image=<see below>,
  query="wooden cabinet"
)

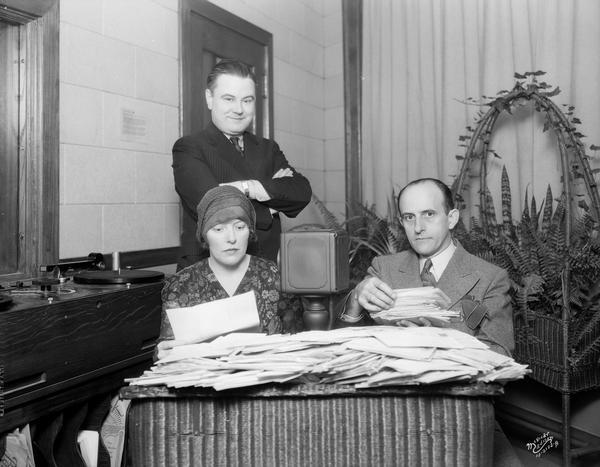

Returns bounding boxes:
[0,282,162,433]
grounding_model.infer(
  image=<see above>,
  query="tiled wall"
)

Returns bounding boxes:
[59,0,345,259]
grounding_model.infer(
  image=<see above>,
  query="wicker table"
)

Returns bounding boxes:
[120,382,502,467]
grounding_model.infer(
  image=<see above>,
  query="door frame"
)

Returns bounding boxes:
[180,0,274,138]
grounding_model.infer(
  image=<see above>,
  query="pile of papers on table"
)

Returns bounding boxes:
[126,326,529,391]
[370,287,458,324]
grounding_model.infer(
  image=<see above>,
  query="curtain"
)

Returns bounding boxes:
[361,0,600,222]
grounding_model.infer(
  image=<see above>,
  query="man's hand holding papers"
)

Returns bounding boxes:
[370,286,459,327]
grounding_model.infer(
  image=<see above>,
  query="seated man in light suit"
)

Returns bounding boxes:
[338,177,514,357]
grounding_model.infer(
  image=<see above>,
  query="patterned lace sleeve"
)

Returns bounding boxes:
[252,258,283,334]
[158,275,180,342]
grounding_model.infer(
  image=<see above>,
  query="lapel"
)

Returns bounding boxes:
[436,242,481,308]
[241,131,263,174]
[205,122,251,174]
[394,251,425,289]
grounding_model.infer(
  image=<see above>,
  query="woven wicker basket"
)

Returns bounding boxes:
[451,77,600,394]
[514,312,600,392]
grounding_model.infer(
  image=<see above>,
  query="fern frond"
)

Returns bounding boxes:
[540,185,554,236]
[312,194,343,230]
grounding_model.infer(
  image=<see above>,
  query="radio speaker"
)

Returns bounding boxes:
[280,226,349,294]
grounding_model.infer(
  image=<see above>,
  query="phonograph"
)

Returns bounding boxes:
[0,252,164,311]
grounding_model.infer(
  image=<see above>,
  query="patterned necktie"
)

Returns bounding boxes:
[420,258,436,287]
[230,136,244,155]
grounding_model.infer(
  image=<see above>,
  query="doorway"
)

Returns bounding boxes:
[180,0,273,138]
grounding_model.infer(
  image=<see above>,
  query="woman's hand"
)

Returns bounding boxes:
[155,339,183,360]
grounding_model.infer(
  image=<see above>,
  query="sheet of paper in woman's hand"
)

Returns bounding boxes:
[166,291,260,342]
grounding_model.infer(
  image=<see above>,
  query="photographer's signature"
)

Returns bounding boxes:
[526,432,559,457]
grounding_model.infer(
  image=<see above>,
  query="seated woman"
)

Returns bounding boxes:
[157,185,299,358]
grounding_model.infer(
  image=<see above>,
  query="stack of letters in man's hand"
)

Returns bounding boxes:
[370,286,458,324]
[126,326,528,391]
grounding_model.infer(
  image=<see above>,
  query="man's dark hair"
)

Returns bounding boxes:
[206,59,256,92]
[397,178,455,214]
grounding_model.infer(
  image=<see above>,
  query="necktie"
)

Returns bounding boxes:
[420,258,436,287]
[230,136,244,155]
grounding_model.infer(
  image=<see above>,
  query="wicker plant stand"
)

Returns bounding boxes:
[451,74,600,467]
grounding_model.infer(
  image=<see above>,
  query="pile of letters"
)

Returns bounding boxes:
[127,326,529,391]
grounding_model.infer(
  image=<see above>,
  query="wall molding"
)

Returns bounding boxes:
[342,0,362,218]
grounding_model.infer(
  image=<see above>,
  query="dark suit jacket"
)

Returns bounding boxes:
[172,122,312,269]
[341,242,515,356]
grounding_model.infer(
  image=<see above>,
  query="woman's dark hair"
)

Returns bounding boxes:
[206,59,256,92]
[397,178,455,214]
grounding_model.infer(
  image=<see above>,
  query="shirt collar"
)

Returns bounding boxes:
[419,240,456,281]
[224,132,244,150]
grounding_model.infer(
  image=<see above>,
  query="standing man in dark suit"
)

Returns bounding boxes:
[338,177,514,356]
[172,59,312,270]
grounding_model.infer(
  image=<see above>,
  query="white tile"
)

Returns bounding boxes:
[60,0,102,33]
[274,94,294,133]
[324,42,343,78]
[324,74,343,108]
[307,104,325,140]
[103,94,166,153]
[289,101,323,140]
[325,169,345,203]
[164,204,182,246]
[135,153,179,203]
[273,131,307,169]
[62,145,136,204]
[302,168,324,198]
[275,1,307,35]
[273,60,301,99]
[60,25,103,88]
[290,32,323,76]
[324,201,346,221]
[305,137,325,170]
[59,204,103,259]
[325,106,343,140]
[103,0,178,58]
[324,137,344,170]
[323,0,341,18]
[60,84,103,146]
[59,144,66,205]
[306,0,325,16]
[152,0,179,12]
[306,73,325,108]
[272,26,291,62]
[103,204,166,252]
[290,100,311,137]
[305,6,324,45]
[135,48,179,106]
[226,0,266,30]
[164,105,181,154]
[245,0,276,19]
[101,37,137,96]
[324,11,342,47]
